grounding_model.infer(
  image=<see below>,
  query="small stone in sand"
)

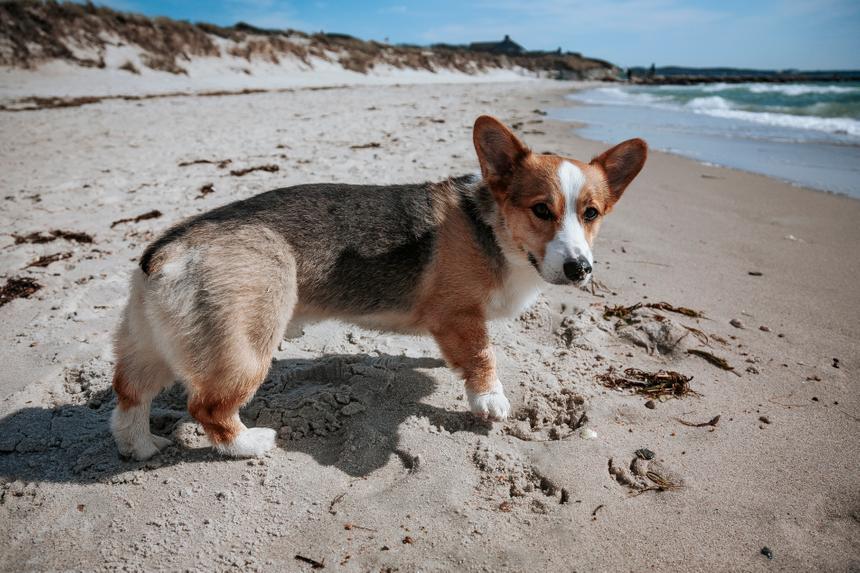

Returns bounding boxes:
[730,319,744,329]
[645,400,656,410]
[759,325,771,332]
[635,448,655,460]
[759,416,770,424]
[748,271,763,276]
[761,547,773,560]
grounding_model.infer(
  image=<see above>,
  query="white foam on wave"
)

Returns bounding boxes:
[685,96,733,111]
[692,107,860,137]
[746,83,858,96]
[698,82,857,96]
[569,86,860,138]
[569,86,671,107]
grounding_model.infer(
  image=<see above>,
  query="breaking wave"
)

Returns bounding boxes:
[570,84,860,139]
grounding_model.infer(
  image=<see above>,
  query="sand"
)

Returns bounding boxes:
[1,79,858,572]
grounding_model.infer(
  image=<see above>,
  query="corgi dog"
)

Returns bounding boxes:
[110,115,647,460]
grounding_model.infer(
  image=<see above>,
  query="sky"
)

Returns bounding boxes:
[97,0,860,70]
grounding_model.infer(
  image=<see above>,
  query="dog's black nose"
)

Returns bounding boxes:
[563,258,592,282]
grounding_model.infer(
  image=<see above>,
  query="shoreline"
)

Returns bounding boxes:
[532,82,860,201]
[1,79,858,572]
[548,84,860,198]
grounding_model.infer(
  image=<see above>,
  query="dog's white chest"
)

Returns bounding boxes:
[487,261,543,320]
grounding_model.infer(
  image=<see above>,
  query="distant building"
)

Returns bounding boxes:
[469,35,524,55]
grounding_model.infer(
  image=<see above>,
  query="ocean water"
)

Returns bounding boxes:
[552,83,860,197]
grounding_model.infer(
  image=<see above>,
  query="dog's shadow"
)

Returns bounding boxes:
[0,353,488,485]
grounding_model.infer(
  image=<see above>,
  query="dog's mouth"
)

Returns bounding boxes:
[544,273,592,287]
[528,251,593,287]
[527,252,540,272]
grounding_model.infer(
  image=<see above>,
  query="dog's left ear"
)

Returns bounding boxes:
[473,115,530,185]
[591,138,648,206]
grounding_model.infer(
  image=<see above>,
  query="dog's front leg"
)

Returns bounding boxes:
[430,311,511,421]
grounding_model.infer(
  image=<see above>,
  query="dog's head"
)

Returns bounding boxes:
[473,115,647,286]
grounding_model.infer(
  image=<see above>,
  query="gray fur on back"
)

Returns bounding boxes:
[140,175,504,315]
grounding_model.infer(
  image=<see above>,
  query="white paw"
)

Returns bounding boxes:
[115,433,172,461]
[467,380,511,421]
[151,434,174,450]
[111,406,172,461]
[215,427,277,458]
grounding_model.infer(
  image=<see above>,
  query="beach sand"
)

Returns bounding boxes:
[1,80,858,572]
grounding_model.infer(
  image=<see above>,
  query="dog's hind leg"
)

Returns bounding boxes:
[188,373,276,458]
[186,315,292,457]
[183,238,297,458]
[111,276,176,460]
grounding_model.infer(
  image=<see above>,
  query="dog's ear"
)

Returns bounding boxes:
[591,138,647,206]
[473,116,530,184]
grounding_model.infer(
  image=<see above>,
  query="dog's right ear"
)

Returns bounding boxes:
[473,116,530,184]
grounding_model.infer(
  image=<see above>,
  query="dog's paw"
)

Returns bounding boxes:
[116,434,172,461]
[151,434,173,450]
[215,427,277,458]
[467,381,511,421]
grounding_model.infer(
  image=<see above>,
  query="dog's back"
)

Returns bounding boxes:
[140,179,477,315]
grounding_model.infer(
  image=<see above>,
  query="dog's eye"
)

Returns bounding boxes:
[583,207,600,221]
[531,203,552,220]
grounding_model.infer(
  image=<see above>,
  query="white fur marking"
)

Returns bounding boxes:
[541,162,593,284]
[467,379,511,421]
[214,421,276,458]
[488,256,543,319]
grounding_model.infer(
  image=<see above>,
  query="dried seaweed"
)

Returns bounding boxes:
[682,325,710,345]
[110,209,163,228]
[349,142,381,149]
[178,158,231,168]
[710,333,729,345]
[597,367,697,398]
[603,302,642,320]
[604,301,706,321]
[13,229,93,244]
[229,164,279,176]
[294,554,325,569]
[675,415,721,428]
[640,470,683,493]
[328,492,345,515]
[645,301,705,318]
[196,183,215,198]
[687,349,736,372]
[0,277,42,307]
[26,251,72,268]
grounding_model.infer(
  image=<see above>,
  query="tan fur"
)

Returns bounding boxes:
[414,196,501,395]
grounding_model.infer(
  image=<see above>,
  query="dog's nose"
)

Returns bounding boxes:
[563,258,592,282]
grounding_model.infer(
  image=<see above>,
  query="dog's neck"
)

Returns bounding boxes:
[453,175,545,318]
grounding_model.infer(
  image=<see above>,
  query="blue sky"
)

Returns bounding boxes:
[98,0,860,70]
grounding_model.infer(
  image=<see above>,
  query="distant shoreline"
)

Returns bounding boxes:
[630,74,859,86]
[625,67,860,86]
